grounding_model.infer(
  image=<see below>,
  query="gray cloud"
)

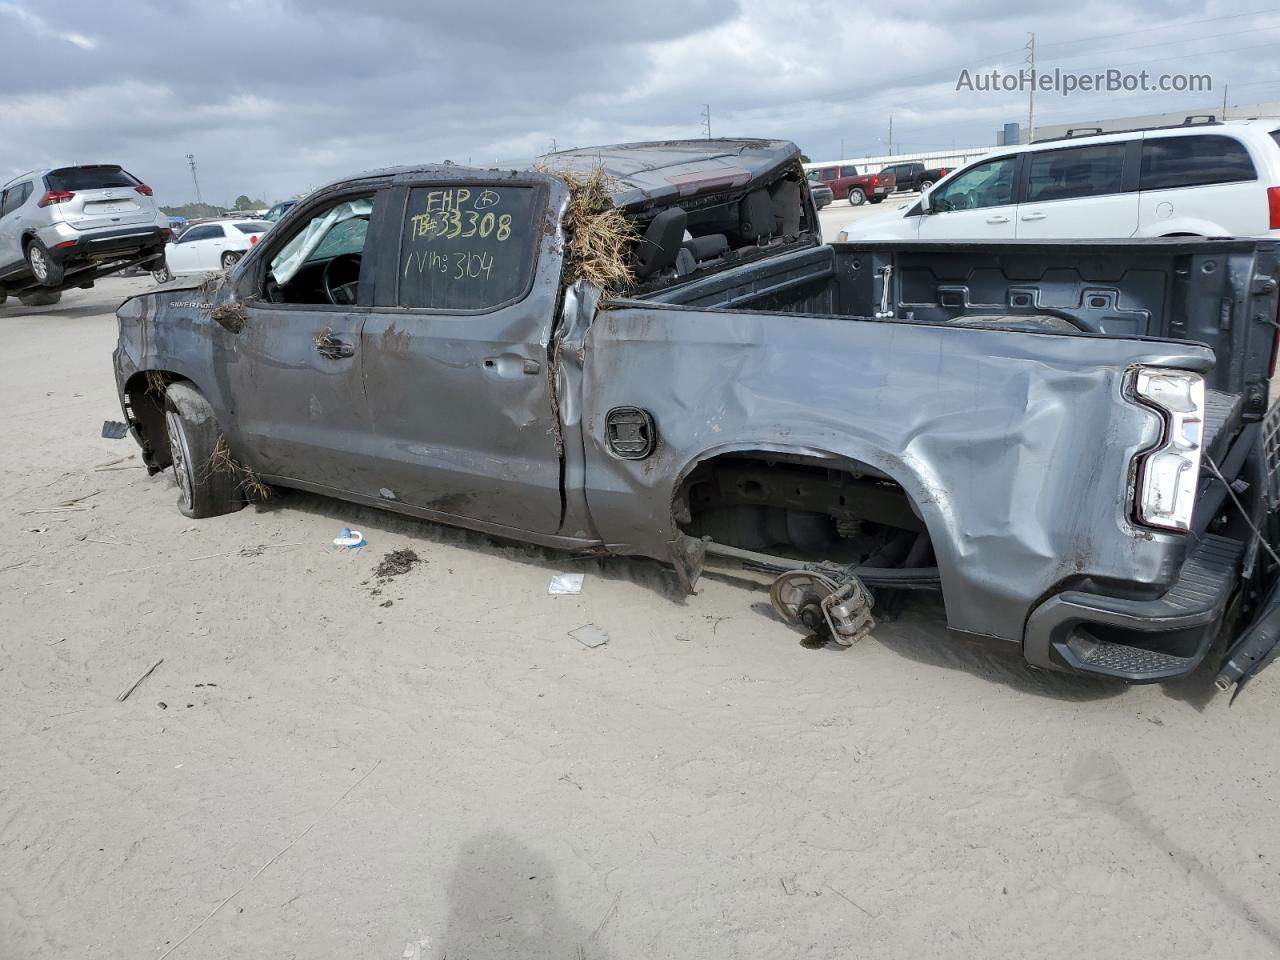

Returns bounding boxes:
[1,0,1275,205]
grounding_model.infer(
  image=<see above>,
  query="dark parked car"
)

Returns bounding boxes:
[809,181,833,209]
[877,160,950,193]
[113,139,1280,693]
[806,164,896,205]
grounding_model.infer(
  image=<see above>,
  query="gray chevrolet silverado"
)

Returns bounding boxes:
[113,139,1280,692]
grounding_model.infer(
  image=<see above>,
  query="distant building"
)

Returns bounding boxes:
[1023,100,1280,143]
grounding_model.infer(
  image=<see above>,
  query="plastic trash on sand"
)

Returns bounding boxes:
[548,573,584,595]
[334,527,367,548]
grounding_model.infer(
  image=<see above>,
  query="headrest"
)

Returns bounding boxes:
[682,234,729,261]
[634,207,687,278]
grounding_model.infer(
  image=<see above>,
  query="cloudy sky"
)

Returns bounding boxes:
[1,0,1276,206]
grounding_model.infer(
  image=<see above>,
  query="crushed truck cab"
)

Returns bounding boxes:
[112,138,1280,693]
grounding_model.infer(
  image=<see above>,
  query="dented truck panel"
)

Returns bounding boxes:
[579,302,1211,644]
[113,139,1280,688]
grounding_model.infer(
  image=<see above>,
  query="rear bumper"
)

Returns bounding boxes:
[1024,534,1243,682]
[45,225,166,264]
[1025,404,1280,685]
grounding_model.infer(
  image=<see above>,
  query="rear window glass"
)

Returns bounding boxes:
[1272,130,1280,150]
[1140,135,1256,190]
[45,165,139,191]
[1027,142,1126,202]
[235,223,268,234]
[397,184,540,311]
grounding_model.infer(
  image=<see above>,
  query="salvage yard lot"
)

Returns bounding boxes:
[3,278,1279,959]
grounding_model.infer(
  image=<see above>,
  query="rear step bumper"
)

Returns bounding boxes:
[1023,534,1243,682]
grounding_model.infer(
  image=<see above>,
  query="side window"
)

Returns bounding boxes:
[267,194,375,306]
[178,225,220,243]
[1026,142,1126,202]
[397,184,540,311]
[819,168,836,182]
[1,182,30,217]
[840,165,859,178]
[1141,135,1256,190]
[930,156,1019,212]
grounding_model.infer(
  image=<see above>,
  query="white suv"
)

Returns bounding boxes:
[0,164,169,304]
[837,119,1280,242]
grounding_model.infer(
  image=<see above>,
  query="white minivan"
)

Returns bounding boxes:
[837,119,1280,242]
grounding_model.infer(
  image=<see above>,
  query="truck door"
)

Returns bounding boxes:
[220,186,390,495]
[358,175,568,535]
[1016,141,1138,238]
[918,154,1020,240]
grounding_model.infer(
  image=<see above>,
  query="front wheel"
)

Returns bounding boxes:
[848,188,866,206]
[163,382,245,519]
[152,264,174,283]
[26,239,65,287]
[220,251,240,270]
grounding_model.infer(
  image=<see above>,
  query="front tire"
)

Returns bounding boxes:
[848,188,866,206]
[26,239,65,288]
[220,251,240,270]
[152,264,174,283]
[163,382,244,519]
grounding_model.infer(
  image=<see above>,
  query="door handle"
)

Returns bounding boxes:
[1020,212,1047,221]
[315,334,354,359]
[986,215,1011,224]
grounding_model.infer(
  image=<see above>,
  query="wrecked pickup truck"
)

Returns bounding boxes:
[113,138,1280,692]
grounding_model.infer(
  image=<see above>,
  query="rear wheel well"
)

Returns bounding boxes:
[674,451,934,569]
[123,370,190,472]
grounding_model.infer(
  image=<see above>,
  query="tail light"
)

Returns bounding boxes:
[160,227,173,241]
[1131,367,1205,532]
[870,175,878,186]
[135,184,154,196]
[1269,186,1280,230]
[37,190,74,207]
[249,234,259,246]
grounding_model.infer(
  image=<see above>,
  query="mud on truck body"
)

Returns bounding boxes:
[113,138,1280,693]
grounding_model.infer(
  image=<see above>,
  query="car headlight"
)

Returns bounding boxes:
[835,230,848,242]
[1132,367,1205,532]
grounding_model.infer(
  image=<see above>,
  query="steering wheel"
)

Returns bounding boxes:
[323,253,362,306]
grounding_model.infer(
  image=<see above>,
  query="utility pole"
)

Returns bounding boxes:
[701,104,712,140]
[1026,32,1036,142]
[887,115,894,156]
[1221,84,1229,120]
[839,137,845,160]
[186,153,203,205]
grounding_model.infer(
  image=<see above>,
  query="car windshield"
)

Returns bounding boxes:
[46,165,138,191]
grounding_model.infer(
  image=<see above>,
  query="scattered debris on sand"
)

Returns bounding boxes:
[374,549,421,580]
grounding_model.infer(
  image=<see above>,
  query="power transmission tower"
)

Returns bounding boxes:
[186,153,204,205]
[1026,32,1036,142]
[701,104,712,140]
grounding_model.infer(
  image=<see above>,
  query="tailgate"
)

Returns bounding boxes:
[45,165,156,231]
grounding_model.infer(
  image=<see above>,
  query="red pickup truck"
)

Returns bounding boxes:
[805,163,896,205]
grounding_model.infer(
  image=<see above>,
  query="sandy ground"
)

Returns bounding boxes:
[2,276,1279,960]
